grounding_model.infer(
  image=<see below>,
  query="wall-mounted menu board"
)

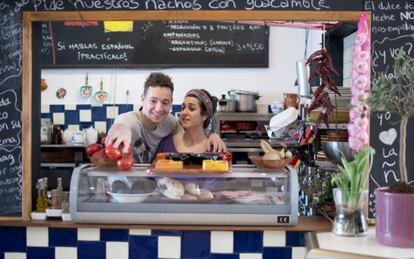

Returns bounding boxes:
[0,6,23,217]
[366,0,414,218]
[40,21,269,68]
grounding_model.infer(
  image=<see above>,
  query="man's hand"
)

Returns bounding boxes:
[207,133,227,152]
[105,123,132,154]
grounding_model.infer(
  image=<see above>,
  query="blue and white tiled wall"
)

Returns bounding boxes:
[0,227,306,259]
[41,104,183,133]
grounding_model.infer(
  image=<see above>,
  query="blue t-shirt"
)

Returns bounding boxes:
[151,134,177,161]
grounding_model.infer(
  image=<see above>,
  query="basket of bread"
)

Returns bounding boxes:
[249,140,292,169]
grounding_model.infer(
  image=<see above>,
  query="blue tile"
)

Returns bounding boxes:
[41,113,53,119]
[0,227,26,252]
[92,106,106,121]
[0,252,3,259]
[151,230,182,236]
[77,104,91,109]
[27,247,54,259]
[118,104,134,114]
[263,247,292,259]
[106,119,115,131]
[129,235,157,259]
[100,229,129,241]
[181,231,210,259]
[210,254,238,259]
[65,110,79,125]
[172,104,181,114]
[50,105,65,113]
[286,232,305,247]
[234,231,263,253]
[80,122,94,130]
[78,241,105,259]
[49,228,77,247]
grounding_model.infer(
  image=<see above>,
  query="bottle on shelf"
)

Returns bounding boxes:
[35,178,46,213]
[43,177,49,209]
[51,177,63,209]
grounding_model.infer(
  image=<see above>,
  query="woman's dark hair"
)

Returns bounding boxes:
[143,72,174,96]
[187,89,217,128]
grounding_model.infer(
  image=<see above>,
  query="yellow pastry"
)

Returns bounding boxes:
[202,160,229,171]
[155,159,183,170]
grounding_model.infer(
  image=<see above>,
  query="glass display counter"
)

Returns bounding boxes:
[70,164,298,225]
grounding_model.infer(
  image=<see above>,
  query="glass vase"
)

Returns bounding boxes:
[332,188,368,236]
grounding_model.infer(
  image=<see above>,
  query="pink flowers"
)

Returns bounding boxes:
[348,13,371,152]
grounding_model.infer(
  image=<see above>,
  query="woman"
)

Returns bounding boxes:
[154,89,218,155]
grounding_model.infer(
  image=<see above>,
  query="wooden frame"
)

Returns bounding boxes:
[20,10,366,220]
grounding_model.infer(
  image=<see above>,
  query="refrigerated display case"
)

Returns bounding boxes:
[70,164,298,225]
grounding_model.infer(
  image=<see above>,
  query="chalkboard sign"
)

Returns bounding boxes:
[0,4,23,217]
[40,21,269,68]
[366,0,414,218]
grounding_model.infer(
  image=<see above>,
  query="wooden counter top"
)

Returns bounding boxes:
[0,216,331,231]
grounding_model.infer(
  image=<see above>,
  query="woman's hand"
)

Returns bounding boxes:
[105,123,132,154]
[206,133,227,152]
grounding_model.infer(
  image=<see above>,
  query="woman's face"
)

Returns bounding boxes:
[180,96,207,130]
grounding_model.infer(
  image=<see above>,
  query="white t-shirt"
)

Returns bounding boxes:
[114,110,178,163]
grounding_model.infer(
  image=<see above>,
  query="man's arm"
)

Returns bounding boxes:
[105,123,132,153]
[207,133,227,152]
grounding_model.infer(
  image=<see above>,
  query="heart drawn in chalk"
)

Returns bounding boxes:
[379,128,397,146]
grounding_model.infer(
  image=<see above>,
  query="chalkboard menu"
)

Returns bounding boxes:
[366,0,414,218]
[40,21,269,68]
[0,5,23,217]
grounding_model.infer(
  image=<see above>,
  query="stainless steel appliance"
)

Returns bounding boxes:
[228,90,260,112]
[215,112,297,154]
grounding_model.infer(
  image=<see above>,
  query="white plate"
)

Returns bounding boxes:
[269,107,299,130]
[107,191,155,203]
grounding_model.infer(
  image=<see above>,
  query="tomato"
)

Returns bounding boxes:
[91,149,105,158]
[119,143,133,157]
[117,156,134,171]
[220,152,232,162]
[105,144,122,160]
[86,143,103,157]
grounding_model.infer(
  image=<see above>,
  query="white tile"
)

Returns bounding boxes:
[343,62,351,79]
[106,242,128,259]
[239,253,262,259]
[92,102,104,107]
[67,124,80,131]
[78,228,100,241]
[129,229,151,236]
[55,247,77,259]
[211,231,233,253]
[79,109,92,122]
[27,227,48,247]
[41,105,50,113]
[343,78,351,88]
[53,112,65,125]
[292,247,306,259]
[94,121,107,134]
[106,106,119,119]
[263,230,285,247]
[133,104,140,111]
[64,104,77,110]
[158,236,181,259]
[4,253,26,259]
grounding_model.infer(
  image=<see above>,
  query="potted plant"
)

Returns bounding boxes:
[369,49,414,247]
[330,147,375,236]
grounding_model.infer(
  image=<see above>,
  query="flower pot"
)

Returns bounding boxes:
[375,187,414,248]
[332,188,368,236]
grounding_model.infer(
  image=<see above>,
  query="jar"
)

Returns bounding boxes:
[52,125,62,144]
[40,118,52,144]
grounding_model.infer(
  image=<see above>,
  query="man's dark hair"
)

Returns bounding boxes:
[143,72,174,96]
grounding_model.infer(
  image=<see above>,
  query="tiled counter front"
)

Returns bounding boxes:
[0,227,306,259]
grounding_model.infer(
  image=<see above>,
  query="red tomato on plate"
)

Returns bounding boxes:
[105,144,122,160]
[117,156,134,171]
[86,143,103,157]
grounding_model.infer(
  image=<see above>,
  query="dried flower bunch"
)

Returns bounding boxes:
[306,48,341,125]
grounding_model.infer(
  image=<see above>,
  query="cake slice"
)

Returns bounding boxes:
[155,159,183,170]
[202,160,229,171]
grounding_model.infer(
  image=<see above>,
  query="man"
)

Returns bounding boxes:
[106,72,225,163]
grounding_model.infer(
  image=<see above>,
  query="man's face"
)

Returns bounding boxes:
[141,86,173,125]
